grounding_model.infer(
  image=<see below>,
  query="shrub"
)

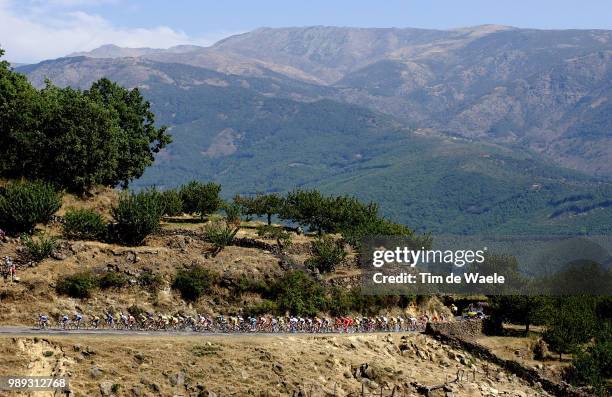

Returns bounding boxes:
[222,201,242,225]
[21,233,58,262]
[172,266,216,302]
[56,272,97,298]
[138,270,164,292]
[244,300,278,317]
[256,224,292,249]
[98,271,128,289]
[544,297,597,359]
[567,338,612,395]
[63,208,107,240]
[268,271,326,317]
[202,221,239,256]
[179,181,222,217]
[233,275,268,294]
[127,305,146,319]
[0,181,62,235]
[342,217,414,247]
[111,189,164,246]
[305,235,347,273]
[160,189,183,216]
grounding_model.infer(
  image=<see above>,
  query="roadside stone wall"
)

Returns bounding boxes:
[425,320,483,338]
[427,323,595,397]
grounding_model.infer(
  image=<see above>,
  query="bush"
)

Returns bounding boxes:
[21,233,58,262]
[179,181,222,217]
[233,275,268,294]
[63,208,107,240]
[202,221,239,256]
[222,201,242,225]
[138,270,164,292]
[111,189,164,246]
[544,297,598,359]
[305,235,347,273]
[256,224,292,249]
[98,271,128,289]
[268,271,326,317]
[160,189,183,216]
[0,181,62,235]
[244,300,278,317]
[127,305,146,319]
[342,217,414,247]
[172,266,216,302]
[56,272,97,298]
[567,338,612,395]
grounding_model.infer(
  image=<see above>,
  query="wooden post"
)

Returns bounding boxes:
[362,382,365,397]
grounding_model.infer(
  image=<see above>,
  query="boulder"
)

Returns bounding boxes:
[99,381,113,396]
[169,371,185,387]
[90,365,103,379]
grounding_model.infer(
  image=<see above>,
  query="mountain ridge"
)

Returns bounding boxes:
[13,26,612,234]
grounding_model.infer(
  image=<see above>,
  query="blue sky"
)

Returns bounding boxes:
[2,0,612,63]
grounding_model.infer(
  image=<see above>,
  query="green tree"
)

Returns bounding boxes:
[0,49,171,193]
[568,337,612,395]
[36,84,123,192]
[490,295,550,335]
[235,193,284,225]
[86,78,171,188]
[159,189,183,216]
[179,181,222,217]
[280,189,330,234]
[544,296,598,359]
[221,201,242,225]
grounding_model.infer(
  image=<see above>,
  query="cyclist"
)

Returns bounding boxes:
[38,314,49,329]
[91,315,100,329]
[61,314,69,329]
[73,312,83,329]
[105,312,114,328]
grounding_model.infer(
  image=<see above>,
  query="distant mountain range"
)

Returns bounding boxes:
[16,26,612,234]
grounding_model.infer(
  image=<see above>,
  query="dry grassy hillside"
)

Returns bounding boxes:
[0,333,551,397]
[0,188,450,325]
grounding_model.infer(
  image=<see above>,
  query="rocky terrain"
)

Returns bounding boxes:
[0,188,580,396]
[0,332,553,397]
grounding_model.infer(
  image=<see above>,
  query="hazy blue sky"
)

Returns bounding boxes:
[2,0,612,62]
